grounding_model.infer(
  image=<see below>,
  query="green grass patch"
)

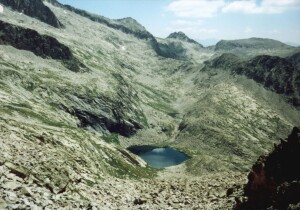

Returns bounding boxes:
[2,104,71,128]
[147,101,177,115]
[137,82,175,103]
[102,133,120,144]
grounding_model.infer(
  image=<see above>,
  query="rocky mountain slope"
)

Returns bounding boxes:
[0,20,85,72]
[0,0,62,28]
[235,127,300,210]
[156,33,210,62]
[43,0,184,60]
[288,50,300,69]
[206,53,300,106]
[0,0,299,209]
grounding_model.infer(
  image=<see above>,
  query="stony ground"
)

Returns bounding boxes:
[0,162,246,210]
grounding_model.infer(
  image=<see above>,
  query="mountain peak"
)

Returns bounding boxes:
[118,17,138,22]
[167,31,188,39]
[167,31,203,47]
[115,17,146,32]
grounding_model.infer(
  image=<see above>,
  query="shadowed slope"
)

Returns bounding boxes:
[0,20,86,72]
[207,53,300,106]
[0,0,63,28]
[235,127,300,209]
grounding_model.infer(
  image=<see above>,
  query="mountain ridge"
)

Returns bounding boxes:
[215,37,293,51]
[44,0,179,60]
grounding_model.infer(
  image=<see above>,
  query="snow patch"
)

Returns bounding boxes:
[0,5,3,13]
[121,46,126,51]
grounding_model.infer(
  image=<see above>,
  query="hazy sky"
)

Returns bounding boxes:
[57,0,300,45]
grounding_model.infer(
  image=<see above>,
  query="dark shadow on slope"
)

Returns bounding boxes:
[57,74,147,137]
[0,0,63,28]
[235,127,300,210]
[157,42,188,60]
[0,20,87,72]
[206,53,300,106]
[68,108,142,137]
[127,145,158,155]
[287,50,300,70]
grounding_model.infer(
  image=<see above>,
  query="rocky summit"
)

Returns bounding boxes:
[0,0,299,209]
[167,31,203,47]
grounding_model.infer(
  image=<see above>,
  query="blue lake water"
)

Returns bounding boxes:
[129,147,190,169]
